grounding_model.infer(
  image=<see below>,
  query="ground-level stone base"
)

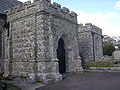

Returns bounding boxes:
[2,58,83,84]
[3,60,63,83]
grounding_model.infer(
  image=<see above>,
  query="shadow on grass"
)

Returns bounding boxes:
[0,81,21,90]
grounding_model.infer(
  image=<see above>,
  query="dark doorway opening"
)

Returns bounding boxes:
[0,31,2,59]
[57,39,66,74]
[92,32,95,61]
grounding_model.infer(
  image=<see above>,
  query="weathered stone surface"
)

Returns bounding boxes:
[0,0,104,83]
[102,55,111,61]
[2,0,83,83]
[113,50,120,60]
[78,23,103,63]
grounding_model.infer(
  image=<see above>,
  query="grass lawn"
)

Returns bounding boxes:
[0,81,21,90]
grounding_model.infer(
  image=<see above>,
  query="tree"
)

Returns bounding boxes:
[103,44,116,56]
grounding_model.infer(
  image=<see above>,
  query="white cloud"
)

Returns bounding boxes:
[51,0,53,3]
[76,11,120,36]
[115,1,120,9]
[18,0,29,2]
[17,0,29,2]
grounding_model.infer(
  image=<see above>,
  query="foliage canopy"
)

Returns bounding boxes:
[103,44,116,56]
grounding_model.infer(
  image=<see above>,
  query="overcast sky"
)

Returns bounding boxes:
[18,0,120,37]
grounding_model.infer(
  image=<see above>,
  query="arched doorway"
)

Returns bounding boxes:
[57,38,66,74]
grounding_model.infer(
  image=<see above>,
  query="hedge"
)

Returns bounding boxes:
[83,61,114,69]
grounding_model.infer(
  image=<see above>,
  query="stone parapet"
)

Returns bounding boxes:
[78,23,102,35]
[5,0,77,23]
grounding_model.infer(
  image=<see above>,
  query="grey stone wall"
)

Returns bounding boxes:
[4,0,82,82]
[78,23,103,63]
[1,0,104,83]
[113,50,120,60]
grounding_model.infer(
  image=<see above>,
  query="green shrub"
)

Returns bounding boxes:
[83,61,114,69]
[103,44,116,56]
[19,75,28,79]
[7,84,21,90]
[0,75,13,81]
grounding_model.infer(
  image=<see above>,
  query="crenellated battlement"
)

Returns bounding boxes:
[52,2,61,9]
[78,23,102,35]
[23,0,31,5]
[4,1,34,15]
[33,0,51,3]
[51,2,77,17]
[5,0,77,23]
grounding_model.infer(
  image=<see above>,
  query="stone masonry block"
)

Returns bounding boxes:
[52,2,61,9]
[62,7,70,13]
